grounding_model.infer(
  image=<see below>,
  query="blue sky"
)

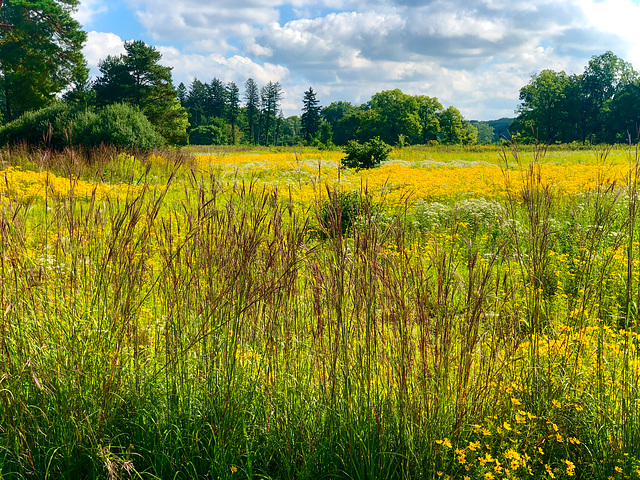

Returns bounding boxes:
[75,0,640,120]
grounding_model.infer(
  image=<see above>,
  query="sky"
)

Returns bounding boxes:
[74,0,640,121]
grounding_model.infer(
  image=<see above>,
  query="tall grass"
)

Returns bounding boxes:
[1,145,640,479]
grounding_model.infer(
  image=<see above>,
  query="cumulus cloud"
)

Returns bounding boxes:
[157,48,290,87]
[101,0,640,119]
[73,0,108,27]
[83,31,127,69]
[128,0,280,53]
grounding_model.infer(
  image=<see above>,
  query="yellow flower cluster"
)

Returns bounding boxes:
[192,148,638,209]
[0,166,140,203]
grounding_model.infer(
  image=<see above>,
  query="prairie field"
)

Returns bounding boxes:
[2,144,640,479]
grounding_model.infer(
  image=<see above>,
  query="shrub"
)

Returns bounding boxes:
[0,103,75,149]
[317,190,369,237]
[189,124,227,145]
[341,136,391,170]
[0,102,164,151]
[86,103,164,150]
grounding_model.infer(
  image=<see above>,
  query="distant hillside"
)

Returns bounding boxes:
[469,117,515,143]
[486,118,515,142]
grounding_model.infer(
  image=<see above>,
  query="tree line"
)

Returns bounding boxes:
[0,0,496,149]
[512,51,640,144]
[3,1,639,150]
[177,77,496,147]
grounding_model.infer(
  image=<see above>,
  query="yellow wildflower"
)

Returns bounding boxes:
[562,459,576,476]
[545,464,556,478]
[468,441,481,451]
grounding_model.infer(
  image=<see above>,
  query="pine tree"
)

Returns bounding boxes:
[244,78,260,145]
[301,87,321,141]
[226,81,240,144]
[93,40,188,144]
[207,78,226,120]
[0,0,88,120]
[185,78,208,128]
[260,81,282,145]
[177,82,187,106]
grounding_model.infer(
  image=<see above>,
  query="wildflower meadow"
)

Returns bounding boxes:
[1,143,640,479]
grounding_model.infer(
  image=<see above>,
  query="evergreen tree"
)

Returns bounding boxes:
[226,81,240,144]
[0,0,88,120]
[93,40,188,144]
[207,78,226,120]
[244,78,260,145]
[177,82,187,106]
[301,87,321,141]
[260,81,282,145]
[185,79,208,129]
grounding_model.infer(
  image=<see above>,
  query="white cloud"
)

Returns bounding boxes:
[73,0,108,27]
[157,48,290,87]
[83,0,640,120]
[83,31,127,68]
[580,0,640,65]
[128,0,280,53]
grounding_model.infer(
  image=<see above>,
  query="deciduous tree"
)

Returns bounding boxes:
[361,89,421,144]
[415,95,442,143]
[582,51,638,142]
[516,69,572,143]
[438,106,466,144]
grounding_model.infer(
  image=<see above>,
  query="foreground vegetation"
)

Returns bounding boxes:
[1,144,640,479]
